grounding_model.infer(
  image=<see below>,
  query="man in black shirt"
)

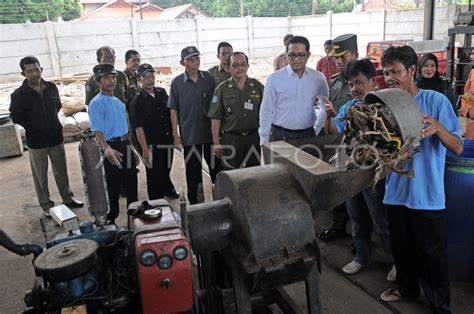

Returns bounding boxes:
[9,56,83,218]
[130,64,178,200]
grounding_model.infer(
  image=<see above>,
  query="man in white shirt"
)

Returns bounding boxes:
[259,35,329,145]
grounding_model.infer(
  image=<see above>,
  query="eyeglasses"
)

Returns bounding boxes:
[230,62,248,68]
[287,53,308,60]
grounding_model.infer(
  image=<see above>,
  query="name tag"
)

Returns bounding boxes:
[244,100,253,111]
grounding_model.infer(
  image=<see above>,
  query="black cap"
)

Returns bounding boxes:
[93,64,117,78]
[330,34,358,57]
[137,63,155,77]
[181,46,200,60]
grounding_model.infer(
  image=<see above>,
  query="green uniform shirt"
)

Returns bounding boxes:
[208,64,232,87]
[208,76,264,135]
[329,73,351,112]
[123,68,140,110]
[85,70,128,106]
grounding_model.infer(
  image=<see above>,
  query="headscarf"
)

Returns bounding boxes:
[416,53,444,93]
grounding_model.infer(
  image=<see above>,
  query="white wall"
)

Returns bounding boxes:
[0,5,463,84]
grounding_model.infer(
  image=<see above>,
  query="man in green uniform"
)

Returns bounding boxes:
[85,46,129,106]
[319,34,359,242]
[208,52,264,170]
[123,49,141,111]
[327,34,359,112]
[207,42,233,87]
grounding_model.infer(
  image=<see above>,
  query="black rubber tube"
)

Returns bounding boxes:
[0,229,43,258]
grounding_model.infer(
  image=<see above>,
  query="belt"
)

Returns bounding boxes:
[107,135,128,143]
[272,124,313,133]
[225,129,258,136]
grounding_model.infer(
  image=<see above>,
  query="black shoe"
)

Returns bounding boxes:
[164,190,179,199]
[318,227,345,242]
[351,243,357,255]
[64,197,84,209]
[42,208,52,219]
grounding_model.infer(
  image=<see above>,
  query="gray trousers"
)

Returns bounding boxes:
[28,143,74,210]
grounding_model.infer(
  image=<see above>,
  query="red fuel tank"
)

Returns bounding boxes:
[129,200,193,314]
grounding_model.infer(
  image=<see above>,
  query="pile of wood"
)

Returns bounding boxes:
[333,102,419,185]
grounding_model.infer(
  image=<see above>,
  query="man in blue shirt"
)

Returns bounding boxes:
[379,46,463,314]
[318,34,359,243]
[88,64,138,224]
[325,59,395,281]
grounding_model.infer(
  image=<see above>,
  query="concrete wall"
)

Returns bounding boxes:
[0,5,463,83]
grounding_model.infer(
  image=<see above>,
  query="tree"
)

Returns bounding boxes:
[150,0,356,17]
[0,0,81,24]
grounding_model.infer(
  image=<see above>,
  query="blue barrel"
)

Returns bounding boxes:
[445,140,474,281]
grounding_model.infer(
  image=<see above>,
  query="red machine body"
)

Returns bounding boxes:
[129,202,193,314]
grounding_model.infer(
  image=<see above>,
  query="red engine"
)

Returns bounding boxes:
[129,200,193,314]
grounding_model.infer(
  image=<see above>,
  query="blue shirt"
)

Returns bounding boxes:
[383,89,462,210]
[259,65,329,144]
[88,93,128,141]
[335,98,359,133]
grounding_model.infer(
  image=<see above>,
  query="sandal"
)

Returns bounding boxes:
[380,288,403,302]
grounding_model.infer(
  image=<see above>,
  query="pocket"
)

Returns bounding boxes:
[223,98,237,116]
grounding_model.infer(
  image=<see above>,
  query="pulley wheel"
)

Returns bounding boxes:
[34,239,98,282]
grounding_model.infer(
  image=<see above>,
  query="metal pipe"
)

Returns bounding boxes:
[423,0,435,40]
[0,229,43,259]
[187,198,234,253]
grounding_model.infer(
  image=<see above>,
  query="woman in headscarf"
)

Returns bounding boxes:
[416,53,457,115]
[460,69,474,139]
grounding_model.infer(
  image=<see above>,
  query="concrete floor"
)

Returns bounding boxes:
[0,141,473,313]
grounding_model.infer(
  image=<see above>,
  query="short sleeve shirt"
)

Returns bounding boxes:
[208,77,264,134]
[208,64,232,87]
[88,93,128,141]
[123,68,140,110]
[167,70,215,146]
[130,87,172,145]
[329,73,351,112]
[383,89,462,210]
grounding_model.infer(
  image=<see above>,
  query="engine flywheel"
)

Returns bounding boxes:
[34,239,98,282]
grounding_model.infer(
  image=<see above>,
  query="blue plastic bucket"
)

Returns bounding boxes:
[445,140,474,281]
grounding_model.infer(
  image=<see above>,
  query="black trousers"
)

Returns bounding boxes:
[144,145,175,200]
[103,140,138,221]
[183,143,217,204]
[387,205,451,314]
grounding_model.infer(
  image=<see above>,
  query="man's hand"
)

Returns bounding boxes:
[324,96,337,118]
[421,115,440,139]
[213,141,222,158]
[173,134,183,150]
[142,147,151,163]
[104,146,123,167]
